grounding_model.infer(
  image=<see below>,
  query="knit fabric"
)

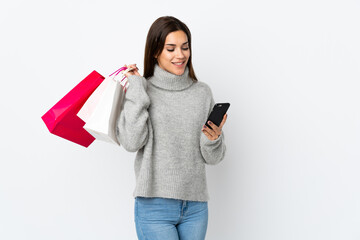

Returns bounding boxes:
[117,64,226,201]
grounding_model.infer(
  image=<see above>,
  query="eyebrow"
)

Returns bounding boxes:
[165,42,189,46]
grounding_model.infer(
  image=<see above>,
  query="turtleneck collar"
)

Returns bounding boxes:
[149,64,194,91]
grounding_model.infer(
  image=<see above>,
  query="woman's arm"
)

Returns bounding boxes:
[116,66,151,152]
[200,97,227,165]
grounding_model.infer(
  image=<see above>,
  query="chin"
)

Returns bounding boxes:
[171,67,186,76]
[173,70,185,75]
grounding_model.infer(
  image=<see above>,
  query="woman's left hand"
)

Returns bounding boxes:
[202,114,227,141]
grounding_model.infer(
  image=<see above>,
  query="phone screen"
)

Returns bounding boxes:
[205,103,230,129]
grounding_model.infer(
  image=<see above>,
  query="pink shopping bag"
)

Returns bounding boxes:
[77,67,130,145]
[41,71,105,147]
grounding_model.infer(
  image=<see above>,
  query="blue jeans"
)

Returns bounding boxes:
[134,197,208,240]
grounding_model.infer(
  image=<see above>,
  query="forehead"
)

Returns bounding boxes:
[165,30,188,44]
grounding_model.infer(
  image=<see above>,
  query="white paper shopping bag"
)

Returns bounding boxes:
[77,75,111,122]
[77,67,130,145]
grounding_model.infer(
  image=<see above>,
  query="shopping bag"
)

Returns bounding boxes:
[77,67,130,145]
[41,71,105,147]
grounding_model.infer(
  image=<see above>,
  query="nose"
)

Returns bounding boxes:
[175,48,185,59]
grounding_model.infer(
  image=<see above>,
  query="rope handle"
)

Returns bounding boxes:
[109,66,127,77]
[109,66,133,92]
[109,67,134,77]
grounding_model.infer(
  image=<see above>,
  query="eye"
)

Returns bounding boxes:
[166,47,189,52]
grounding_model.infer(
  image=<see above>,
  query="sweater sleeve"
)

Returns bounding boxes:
[200,94,227,165]
[116,75,151,152]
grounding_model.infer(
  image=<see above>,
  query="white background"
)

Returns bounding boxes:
[1,0,359,239]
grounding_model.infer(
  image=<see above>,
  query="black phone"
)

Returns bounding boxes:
[205,103,230,129]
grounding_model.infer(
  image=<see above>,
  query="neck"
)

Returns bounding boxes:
[149,64,194,91]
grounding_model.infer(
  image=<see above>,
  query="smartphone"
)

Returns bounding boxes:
[205,103,230,129]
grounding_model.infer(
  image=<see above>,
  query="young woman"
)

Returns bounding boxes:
[117,16,228,240]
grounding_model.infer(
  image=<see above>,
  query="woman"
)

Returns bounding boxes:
[117,16,227,240]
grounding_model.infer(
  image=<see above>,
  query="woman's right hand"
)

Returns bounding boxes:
[124,64,141,77]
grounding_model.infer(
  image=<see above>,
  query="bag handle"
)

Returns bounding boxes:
[109,66,133,92]
[109,66,134,77]
[109,66,127,77]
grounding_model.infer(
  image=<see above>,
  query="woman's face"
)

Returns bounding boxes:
[156,30,190,76]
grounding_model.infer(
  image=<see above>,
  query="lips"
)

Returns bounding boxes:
[172,61,185,66]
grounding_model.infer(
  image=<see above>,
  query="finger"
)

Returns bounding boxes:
[129,64,141,75]
[125,71,137,77]
[124,65,141,77]
[128,64,139,70]
[203,124,218,138]
[207,121,221,136]
[130,68,140,76]
[202,128,211,138]
[219,114,228,129]
[202,127,216,140]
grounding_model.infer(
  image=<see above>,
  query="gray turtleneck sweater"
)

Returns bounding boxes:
[116,64,226,201]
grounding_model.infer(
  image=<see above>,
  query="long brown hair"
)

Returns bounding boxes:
[143,16,197,81]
